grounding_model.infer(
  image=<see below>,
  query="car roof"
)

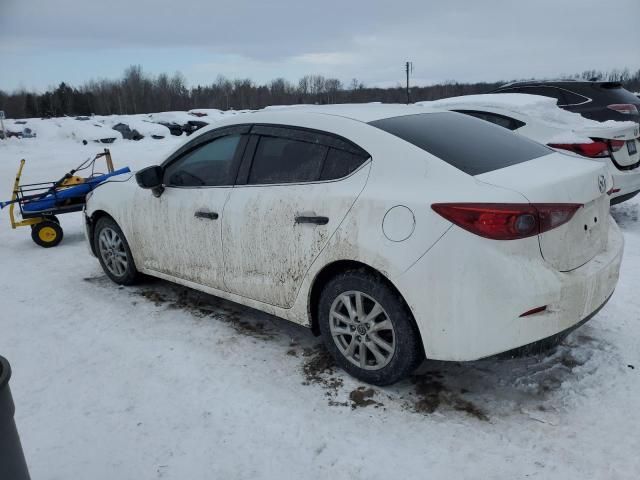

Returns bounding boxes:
[498,79,622,89]
[193,103,448,137]
[259,103,437,122]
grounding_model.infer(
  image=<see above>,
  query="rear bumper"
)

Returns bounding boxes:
[396,216,624,361]
[498,290,613,358]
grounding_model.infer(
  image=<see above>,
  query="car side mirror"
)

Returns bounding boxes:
[136,165,164,197]
[136,165,163,188]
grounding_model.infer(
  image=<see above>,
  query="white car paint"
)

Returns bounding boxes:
[85,105,623,362]
[419,94,640,203]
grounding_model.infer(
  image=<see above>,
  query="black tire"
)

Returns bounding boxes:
[318,269,424,386]
[93,216,139,285]
[31,220,63,248]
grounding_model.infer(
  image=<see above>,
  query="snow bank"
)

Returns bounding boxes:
[98,115,170,138]
[12,117,122,143]
[147,111,197,125]
[187,108,226,118]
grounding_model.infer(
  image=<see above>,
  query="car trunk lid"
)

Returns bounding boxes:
[581,122,640,168]
[476,152,610,271]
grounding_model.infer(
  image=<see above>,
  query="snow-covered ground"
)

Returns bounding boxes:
[1,129,640,479]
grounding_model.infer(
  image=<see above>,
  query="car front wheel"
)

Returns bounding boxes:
[318,269,424,386]
[94,216,139,285]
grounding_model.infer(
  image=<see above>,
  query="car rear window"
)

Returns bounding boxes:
[369,112,552,176]
[592,85,640,104]
[453,110,526,131]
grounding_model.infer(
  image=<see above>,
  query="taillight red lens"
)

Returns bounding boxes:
[608,139,625,152]
[431,203,582,240]
[548,141,610,158]
[607,103,639,115]
[536,204,583,233]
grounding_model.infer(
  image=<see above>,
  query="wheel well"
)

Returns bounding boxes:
[87,210,114,255]
[308,260,412,337]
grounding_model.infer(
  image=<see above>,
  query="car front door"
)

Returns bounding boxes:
[222,125,371,308]
[133,125,249,289]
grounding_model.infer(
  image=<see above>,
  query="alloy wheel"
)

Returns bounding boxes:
[329,290,396,370]
[98,227,128,277]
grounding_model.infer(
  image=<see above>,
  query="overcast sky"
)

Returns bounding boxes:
[1,0,639,92]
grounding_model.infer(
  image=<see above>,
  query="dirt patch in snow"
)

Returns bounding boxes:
[132,284,276,340]
[407,372,489,421]
[349,387,384,409]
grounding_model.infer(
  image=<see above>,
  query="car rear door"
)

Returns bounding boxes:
[222,125,371,308]
[134,126,249,289]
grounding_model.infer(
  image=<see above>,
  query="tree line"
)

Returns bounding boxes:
[1,65,639,119]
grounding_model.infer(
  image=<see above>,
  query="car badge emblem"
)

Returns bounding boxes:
[598,175,606,194]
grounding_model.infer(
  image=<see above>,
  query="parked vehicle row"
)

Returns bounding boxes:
[419,93,640,204]
[1,113,210,144]
[491,79,640,124]
[85,104,624,385]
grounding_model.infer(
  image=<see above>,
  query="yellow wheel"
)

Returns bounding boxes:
[31,220,63,248]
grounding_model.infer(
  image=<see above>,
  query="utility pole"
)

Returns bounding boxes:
[405,61,413,104]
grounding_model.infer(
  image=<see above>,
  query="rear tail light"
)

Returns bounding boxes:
[548,141,610,158]
[607,104,639,115]
[431,203,582,240]
[608,139,625,152]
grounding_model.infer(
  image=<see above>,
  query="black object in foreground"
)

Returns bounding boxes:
[0,356,31,480]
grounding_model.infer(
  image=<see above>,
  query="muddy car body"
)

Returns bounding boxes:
[85,105,624,385]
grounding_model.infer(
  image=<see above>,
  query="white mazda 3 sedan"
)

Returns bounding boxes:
[85,105,624,385]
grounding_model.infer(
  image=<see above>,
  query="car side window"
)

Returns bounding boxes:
[248,135,328,184]
[320,148,369,180]
[558,90,589,106]
[164,134,242,187]
[454,110,526,131]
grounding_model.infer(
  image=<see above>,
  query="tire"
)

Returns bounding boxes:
[318,269,424,386]
[31,220,63,248]
[93,216,139,285]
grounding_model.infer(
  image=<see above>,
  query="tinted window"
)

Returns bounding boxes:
[164,134,241,186]
[454,110,525,131]
[248,136,328,184]
[559,90,589,105]
[369,112,551,176]
[593,85,640,104]
[320,148,368,180]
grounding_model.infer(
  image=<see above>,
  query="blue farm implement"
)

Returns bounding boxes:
[0,149,130,247]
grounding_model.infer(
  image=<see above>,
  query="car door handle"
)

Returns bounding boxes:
[295,215,329,225]
[194,210,219,220]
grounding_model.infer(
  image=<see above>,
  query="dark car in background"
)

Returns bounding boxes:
[492,80,640,124]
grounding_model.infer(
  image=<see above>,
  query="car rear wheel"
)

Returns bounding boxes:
[94,217,139,285]
[318,269,424,385]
